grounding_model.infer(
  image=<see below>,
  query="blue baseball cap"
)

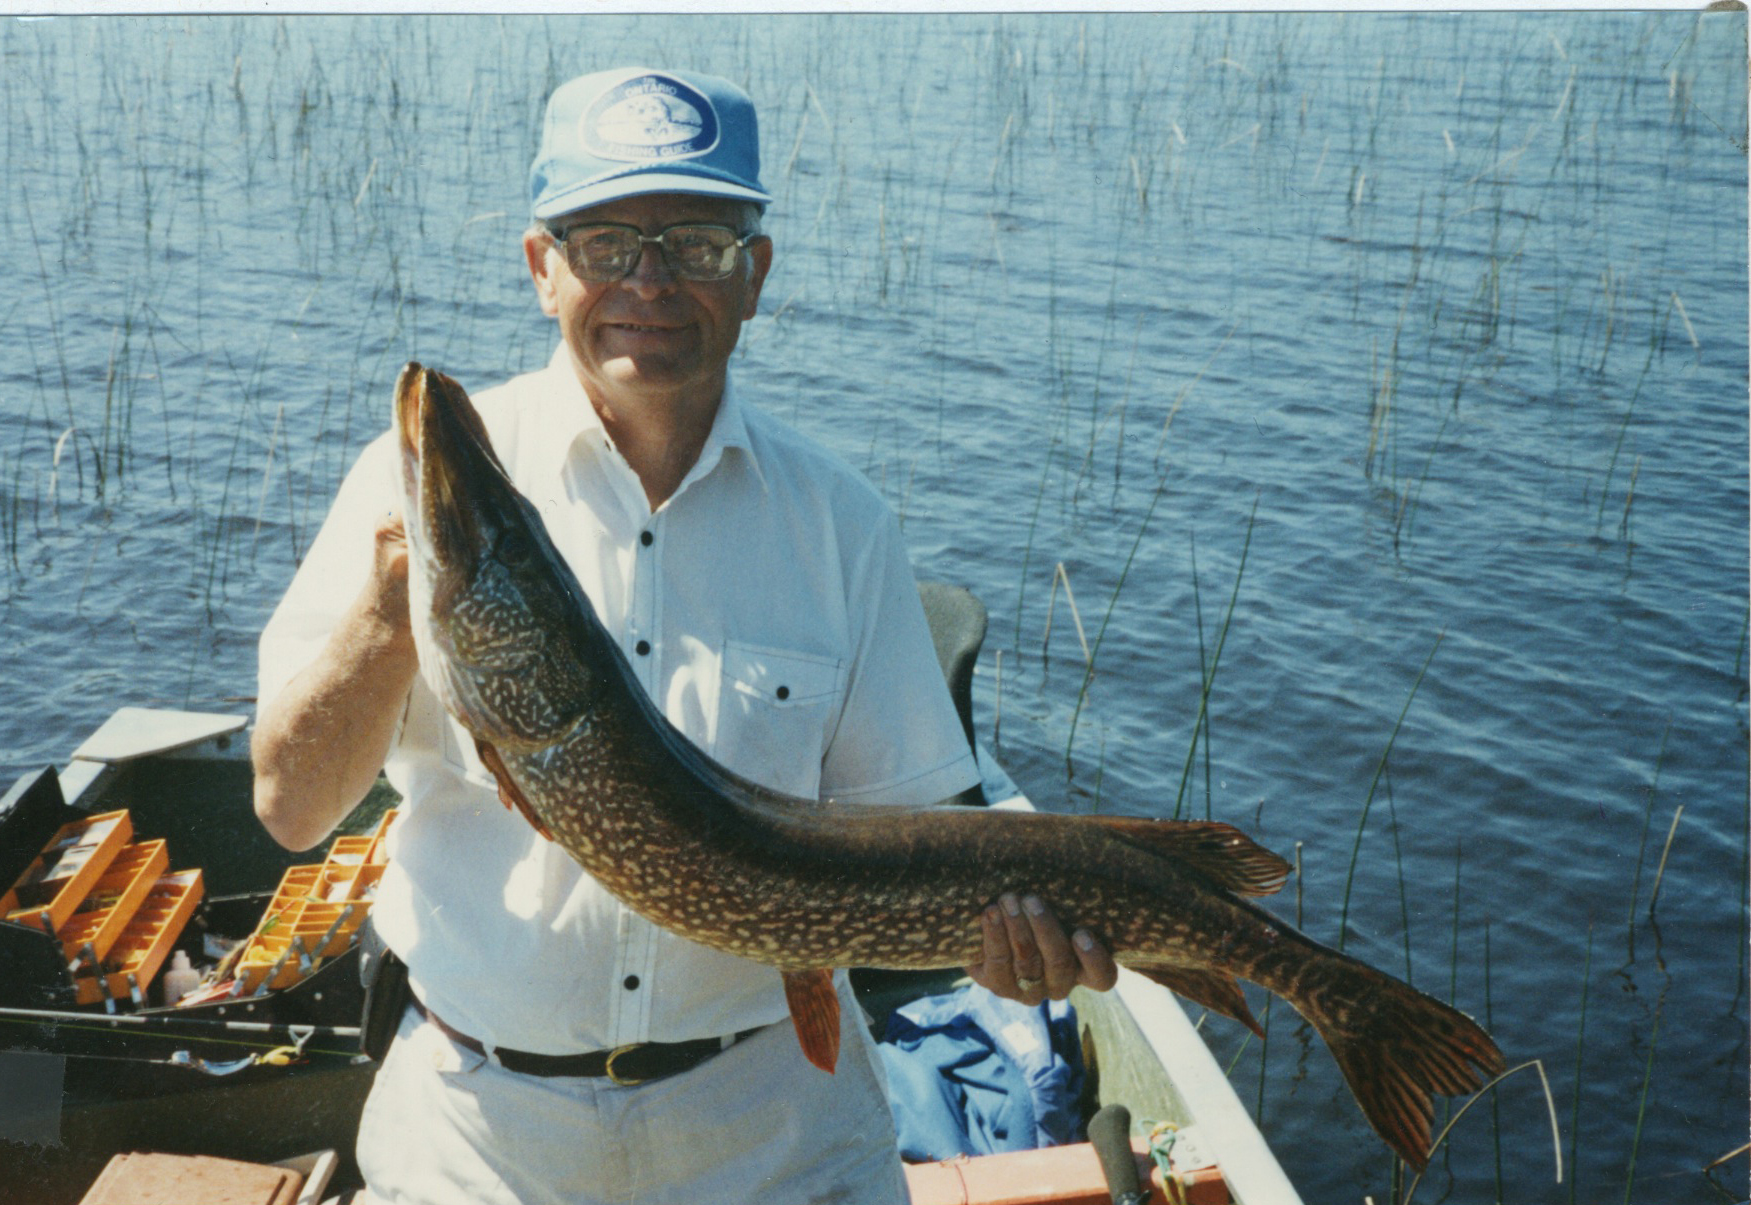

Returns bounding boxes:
[530,68,771,222]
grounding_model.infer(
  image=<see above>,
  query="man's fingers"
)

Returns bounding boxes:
[1021,895,1083,1000]
[969,894,1120,1003]
[375,507,407,545]
[998,894,1046,997]
[963,905,1013,989]
[1071,928,1120,992]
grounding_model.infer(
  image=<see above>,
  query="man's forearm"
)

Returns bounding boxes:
[253,585,419,851]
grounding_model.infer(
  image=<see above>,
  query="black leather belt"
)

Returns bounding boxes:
[410,996,764,1085]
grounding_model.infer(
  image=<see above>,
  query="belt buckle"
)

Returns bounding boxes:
[604,1042,649,1086]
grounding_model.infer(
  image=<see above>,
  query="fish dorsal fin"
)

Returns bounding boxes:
[1093,818,1290,897]
[1132,964,1265,1037]
[781,969,840,1074]
[474,738,554,842]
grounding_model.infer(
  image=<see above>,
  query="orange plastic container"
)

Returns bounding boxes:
[55,839,169,967]
[235,832,386,992]
[237,929,305,994]
[72,869,204,1006]
[362,809,398,864]
[289,899,369,958]
[1,810,132,933]
[235,865,318,993]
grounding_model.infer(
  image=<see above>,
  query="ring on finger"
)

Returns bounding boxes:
[1014,975,1043,994]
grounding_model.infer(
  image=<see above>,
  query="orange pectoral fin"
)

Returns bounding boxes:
[781,969,840,1074]
[473,738,554,842]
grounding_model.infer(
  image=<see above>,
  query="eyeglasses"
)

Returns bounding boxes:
[545,222,761,283]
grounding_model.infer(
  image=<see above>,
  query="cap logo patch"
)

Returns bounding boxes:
[581,74,720,163]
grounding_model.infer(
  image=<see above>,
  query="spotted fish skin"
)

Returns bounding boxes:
[393,363,1504,1169]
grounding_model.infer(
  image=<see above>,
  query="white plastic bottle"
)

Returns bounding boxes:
[162,949,201,1007]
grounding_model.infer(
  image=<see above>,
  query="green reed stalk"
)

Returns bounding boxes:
[143,322,178,504]
[1338,630,1443,950]
[1012,435,1061,653]
[1223,1029,1252,1077]
[1645,804,1684,919]
[1385,777,1413,985]
[1568,920,1593,1205]
[993,649,1004,750]
[1622,999,1664,1205]
[1064,475,1168,772]
[1487,920,1503,1203]
[1733,597,1748,686]
[1254,992,1271,1126]
[1091,732,1107,814]
[1625,720,1672,947]
[1393,408,1452,550]
[1738,731,1749,1017]
[1042,563,1092,670]
[1172,498,1258,819]
[22,189,82,496]
[1187,533,1213,817]
[1595,303,1661,533]
[1152,322,1236,466]
[1294,842,1303,928]
[100,324,119,498]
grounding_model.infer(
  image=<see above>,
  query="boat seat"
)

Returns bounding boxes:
[917,581,987,754]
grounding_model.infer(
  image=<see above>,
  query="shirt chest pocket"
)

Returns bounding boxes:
[713,641,845,800]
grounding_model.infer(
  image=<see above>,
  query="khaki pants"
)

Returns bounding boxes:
[357,978,907,1205]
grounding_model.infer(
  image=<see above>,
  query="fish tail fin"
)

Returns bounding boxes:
[1298,958,1506,1170]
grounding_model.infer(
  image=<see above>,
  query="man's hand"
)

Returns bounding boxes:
[964,893,1119,1003]
[361,508,412,631]
[253,507,420,852]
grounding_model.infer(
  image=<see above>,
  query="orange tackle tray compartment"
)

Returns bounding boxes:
[54,839,170,968]
[234,821,390,994]
[1,810,133,934]
[72,869,204,1006]
[236,928,304,995]
[235,865,322,994]
[289,899,370,958]
[361,808,398,864]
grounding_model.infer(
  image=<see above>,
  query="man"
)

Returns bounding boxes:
[253,67,1115,1205]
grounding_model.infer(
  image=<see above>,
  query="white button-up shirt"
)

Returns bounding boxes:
[258,345,979,1055]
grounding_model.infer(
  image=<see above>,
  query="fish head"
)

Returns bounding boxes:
[394,362,591,753]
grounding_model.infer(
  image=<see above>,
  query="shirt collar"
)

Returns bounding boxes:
[534,342,769,505]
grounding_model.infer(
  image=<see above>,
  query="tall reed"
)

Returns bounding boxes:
[1172,499,1257,819]
[1064,475,1168,774]
[1338,632,1443,949]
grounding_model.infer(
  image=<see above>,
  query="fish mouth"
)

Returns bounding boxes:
[394,361,509,571]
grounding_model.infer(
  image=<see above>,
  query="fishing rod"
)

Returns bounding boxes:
[0,1006,364,1072]
[0,1004,359,1040]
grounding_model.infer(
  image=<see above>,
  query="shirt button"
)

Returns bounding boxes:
[635,640,651,656]
[776,686,790,700]
[640,530,653,547]
[623,975,640,991]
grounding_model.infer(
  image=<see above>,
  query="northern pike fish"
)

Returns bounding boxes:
[393,362,1505,1169]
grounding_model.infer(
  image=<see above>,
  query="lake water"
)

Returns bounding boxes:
[1,12,1745,1203]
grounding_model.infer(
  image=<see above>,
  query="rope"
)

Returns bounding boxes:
[1144,1120,1188,1205]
